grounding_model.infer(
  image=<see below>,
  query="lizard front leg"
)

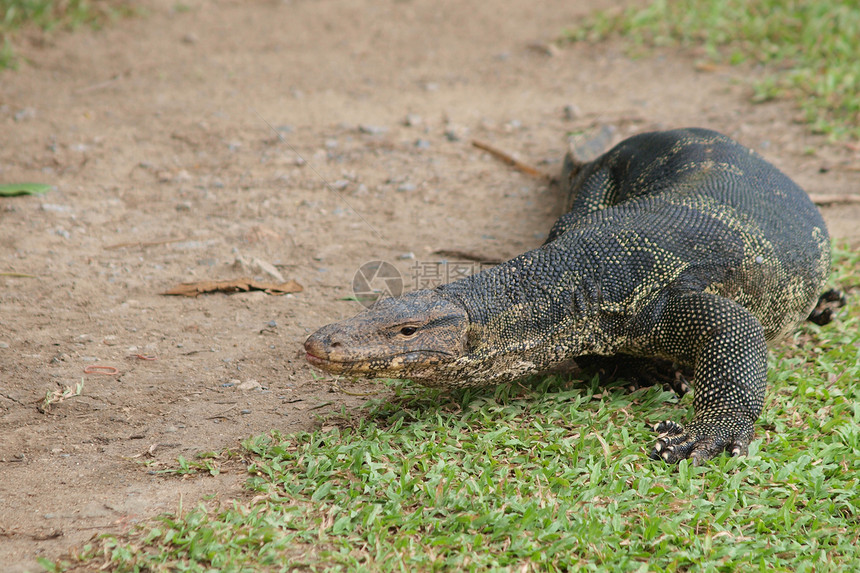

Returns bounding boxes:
[646,291,767,464]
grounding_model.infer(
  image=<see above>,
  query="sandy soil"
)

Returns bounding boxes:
[1,0,858,569]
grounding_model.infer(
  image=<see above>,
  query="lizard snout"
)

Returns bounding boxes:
[304,329,338,363]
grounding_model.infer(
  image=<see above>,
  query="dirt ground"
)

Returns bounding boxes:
[1,0,859,569]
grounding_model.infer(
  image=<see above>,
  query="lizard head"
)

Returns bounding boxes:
[304,290,470,383]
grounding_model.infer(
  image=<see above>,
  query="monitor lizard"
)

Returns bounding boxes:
[304,128,832,464]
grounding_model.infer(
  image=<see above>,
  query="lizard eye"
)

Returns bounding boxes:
[399,326,418,336]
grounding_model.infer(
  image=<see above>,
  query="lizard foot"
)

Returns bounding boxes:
[649,418,753,465]
[807,288,846,326]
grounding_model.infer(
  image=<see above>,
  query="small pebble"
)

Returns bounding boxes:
[397,183,416,192]
[415,139,431,149]
[398,252,415,260]
[563,104,581,120]
[0,342,8,349]
[444,129,460,142]
[404,114,423,127]
[240,409,252,415]
[527,42,560,57]
[267,320,277,328]
[237,379,261,391]
[358,124,387,135]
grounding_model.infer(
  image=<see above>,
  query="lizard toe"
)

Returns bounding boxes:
[651,419,685,436]
[649,418,753,464]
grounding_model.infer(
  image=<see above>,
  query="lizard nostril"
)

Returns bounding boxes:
[330,341,342,348]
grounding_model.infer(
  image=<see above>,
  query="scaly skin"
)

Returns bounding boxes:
[304,128,831,464]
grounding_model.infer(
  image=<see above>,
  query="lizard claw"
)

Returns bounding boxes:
[648,418,753,464]
[651,420,684,436]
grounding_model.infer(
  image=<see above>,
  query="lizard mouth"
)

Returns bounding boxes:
[304,347,385,374]
[304,348,352,372]
[305,351,329,367]
[305,348,453,376]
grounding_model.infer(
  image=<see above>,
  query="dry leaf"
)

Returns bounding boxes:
[161,277,303,297]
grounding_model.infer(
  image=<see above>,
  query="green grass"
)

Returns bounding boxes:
[562,0,860,140]
[0,0,133,68]
[49,246,860,571]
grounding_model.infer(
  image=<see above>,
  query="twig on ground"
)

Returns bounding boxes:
[431,249,503,264]
[105,237,188,250]
[808,194,860,205]
[471,140,549,180]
